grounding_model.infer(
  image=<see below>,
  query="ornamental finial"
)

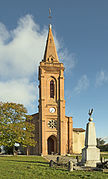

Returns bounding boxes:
[88,108,93,121]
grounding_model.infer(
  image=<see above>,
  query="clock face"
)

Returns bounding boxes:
[49,107,55,113]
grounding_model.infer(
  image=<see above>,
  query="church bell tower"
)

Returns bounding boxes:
[38,24,73,155]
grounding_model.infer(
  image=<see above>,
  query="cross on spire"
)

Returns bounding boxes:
[48,8,52,25]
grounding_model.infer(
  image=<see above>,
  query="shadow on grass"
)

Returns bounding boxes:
[0,158,69,171]
[5,159,49,165]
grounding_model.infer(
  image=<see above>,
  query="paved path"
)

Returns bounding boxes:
[44,155,77,164]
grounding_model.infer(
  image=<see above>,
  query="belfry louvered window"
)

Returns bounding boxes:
[50,80,54,98]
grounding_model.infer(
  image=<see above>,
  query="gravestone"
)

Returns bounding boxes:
[68,160,73,171]
[82,109,100,167]
[49,160,54,167]
[57,157,60,164]
[76,156,79,163]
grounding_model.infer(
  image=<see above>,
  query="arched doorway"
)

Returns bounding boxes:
[47,135,57,154]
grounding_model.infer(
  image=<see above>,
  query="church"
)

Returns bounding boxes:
[30,24,85,155]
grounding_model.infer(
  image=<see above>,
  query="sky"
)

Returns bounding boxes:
[0,0,108,141]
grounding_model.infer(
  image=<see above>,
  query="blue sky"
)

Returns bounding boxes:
[0,0,108,141]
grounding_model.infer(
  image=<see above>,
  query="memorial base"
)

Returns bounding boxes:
[82,146,100,167]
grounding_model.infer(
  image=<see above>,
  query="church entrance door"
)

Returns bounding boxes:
[47,135,57,154]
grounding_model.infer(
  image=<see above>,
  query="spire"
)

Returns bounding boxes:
[43,24,59,62]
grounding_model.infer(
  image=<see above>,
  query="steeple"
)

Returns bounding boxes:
[43,24,59,62]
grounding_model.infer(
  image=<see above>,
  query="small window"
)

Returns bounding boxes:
[50,80,54,98]
[51,58,53,62]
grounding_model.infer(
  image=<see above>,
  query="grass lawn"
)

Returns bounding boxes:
[101,152,108,159]
[0,155,108,179]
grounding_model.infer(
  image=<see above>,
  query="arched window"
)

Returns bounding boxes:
[50,80,54,98]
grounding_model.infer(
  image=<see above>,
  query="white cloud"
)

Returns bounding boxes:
[0,15,47,80]
[0,14,75,112]
[59,49,77,72]
[0,23,10,42]
[0,79,37,107]
[95,70,108,87]
[0,15,47,112]
[74,75,89,94]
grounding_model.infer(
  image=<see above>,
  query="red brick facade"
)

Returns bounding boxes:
[29,25,73,155]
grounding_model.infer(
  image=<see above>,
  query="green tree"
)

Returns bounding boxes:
[96,138,106,147]
[0,102,36,155]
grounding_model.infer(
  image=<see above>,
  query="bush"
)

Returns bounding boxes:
[99,144,108,152]
[4,146,14,154]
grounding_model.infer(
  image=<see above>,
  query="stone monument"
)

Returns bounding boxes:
[82,109,100,167]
